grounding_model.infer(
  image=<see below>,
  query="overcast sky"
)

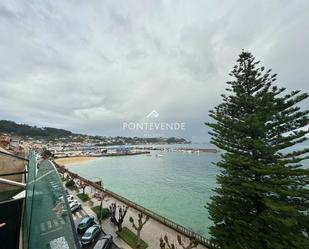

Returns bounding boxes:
[0,0,308,141]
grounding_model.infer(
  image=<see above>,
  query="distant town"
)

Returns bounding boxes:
[0,120,192,158]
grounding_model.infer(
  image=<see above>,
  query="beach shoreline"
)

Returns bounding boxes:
[54,156,97,166]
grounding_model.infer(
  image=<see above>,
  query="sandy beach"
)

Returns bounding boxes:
[54,156,97,166]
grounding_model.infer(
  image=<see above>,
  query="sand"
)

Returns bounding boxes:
[54,156,97,166]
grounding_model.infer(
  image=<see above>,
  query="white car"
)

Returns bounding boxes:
[69,200,81,212]
[68,199,75,204]
[58,195,75,203]
[67,195,74,202]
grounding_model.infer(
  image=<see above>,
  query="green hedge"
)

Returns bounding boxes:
[117,227,148,249]
[77,193,90,202]
[65,180,75,187]
[65,180,78,191]
[91,206,110,220]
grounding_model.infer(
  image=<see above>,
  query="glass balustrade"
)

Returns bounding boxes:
[23,152,80,249]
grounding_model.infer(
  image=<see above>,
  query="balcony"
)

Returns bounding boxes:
[0,150,80,249]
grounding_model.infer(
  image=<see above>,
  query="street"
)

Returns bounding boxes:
[72,208,119,249]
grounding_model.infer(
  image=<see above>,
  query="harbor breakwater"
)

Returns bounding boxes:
[135,147,218,153]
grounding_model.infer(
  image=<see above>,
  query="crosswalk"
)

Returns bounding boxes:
[72,209,86,220]
[35,209,86,235]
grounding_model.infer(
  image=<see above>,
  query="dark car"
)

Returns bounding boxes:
[81,224,101,246]
[77,216,95,233]
[93,234,113,249]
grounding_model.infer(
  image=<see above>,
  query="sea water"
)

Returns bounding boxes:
[68,145,220,237]
[67,142,309,238]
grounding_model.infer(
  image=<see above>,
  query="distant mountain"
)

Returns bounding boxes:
[0,120,190,144]
[0,120,73,138]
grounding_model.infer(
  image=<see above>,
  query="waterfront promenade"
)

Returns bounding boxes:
[55,163,215,249]
[69,182,212,249]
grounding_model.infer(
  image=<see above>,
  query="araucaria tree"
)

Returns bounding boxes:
[109,203,129,231]
[129,213,150,248]
[207,51,309,249]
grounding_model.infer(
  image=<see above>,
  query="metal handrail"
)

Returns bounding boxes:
[0,150,29,161]
[0,171,28,177]
[54,162,219,249]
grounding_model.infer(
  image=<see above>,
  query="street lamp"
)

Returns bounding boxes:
[99,179,105,224]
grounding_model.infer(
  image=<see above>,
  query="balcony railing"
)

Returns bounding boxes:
[23,152,80,249]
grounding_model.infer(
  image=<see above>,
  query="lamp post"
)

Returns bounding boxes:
[99,179,105,224]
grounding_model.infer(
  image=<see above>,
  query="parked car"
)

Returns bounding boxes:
[70,200,81,212]
[81,225,102,246]
[93,234,113,249]
[58,195,74,203]
[77,216,95,233]
[68,199,75,204]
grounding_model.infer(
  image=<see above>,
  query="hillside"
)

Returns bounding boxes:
[0,120,73,138]
[0,120,190,144]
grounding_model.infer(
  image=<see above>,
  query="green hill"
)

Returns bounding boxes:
[0,120,190,144]
[0,120,73,137]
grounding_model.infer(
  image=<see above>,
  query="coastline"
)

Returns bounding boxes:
[54,156,97,166]
[56,163,212,249]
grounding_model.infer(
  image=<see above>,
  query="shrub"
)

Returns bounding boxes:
[77,193,90,202]
[91,206,110,220]
[65,180,75,187]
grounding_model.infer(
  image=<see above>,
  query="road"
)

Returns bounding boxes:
[72,208,119,249]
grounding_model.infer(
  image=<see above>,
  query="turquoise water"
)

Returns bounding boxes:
[68,147,221,237]
[67,142,308,238]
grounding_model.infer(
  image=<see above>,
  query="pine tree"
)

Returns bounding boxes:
[206,51,309,249]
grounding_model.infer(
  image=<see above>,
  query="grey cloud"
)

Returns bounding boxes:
[0,0,308,139]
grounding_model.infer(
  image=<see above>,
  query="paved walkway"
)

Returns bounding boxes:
[67,185,210,249]
[67,188,131,249]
